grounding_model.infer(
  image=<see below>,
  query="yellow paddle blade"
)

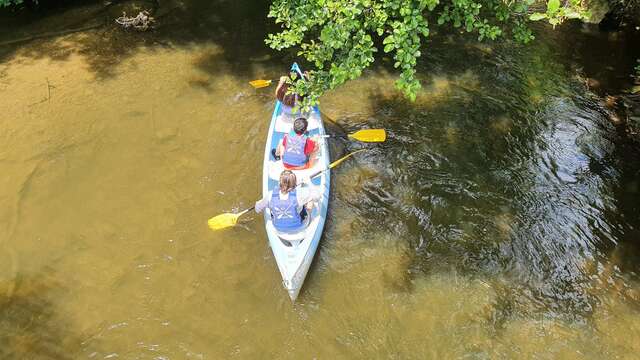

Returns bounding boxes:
[208,212,242,230]
[348,129,387,142]
[328,149,367,170]
[249,79,273,88]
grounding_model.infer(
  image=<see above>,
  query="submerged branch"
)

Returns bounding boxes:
[115,10,155,31]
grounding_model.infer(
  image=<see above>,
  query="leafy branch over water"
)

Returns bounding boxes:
[0,0,21,6]
[266,0,589,108]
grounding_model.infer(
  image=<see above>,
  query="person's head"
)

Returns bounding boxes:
[293,117,308,135]
[279,170,297,193]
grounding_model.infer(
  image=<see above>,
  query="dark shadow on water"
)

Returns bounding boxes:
[0,269,81,359]
[0,0,293,80]
[329,33,640,326]
[606,136,640,274]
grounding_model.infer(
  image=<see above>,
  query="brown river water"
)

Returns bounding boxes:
[1,0,640,358]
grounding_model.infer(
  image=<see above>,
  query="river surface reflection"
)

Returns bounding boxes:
[1,0,639,358]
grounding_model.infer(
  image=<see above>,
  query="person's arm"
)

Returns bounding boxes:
[297,184,322,209]
[254,192,271,213]
[296,187,309,212]
[306,186,322,211]
[307,186,322,202]
[276,137,285,157]
[304,137,316,156]
[275,76,288,98]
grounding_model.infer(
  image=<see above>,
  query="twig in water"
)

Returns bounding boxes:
[46,77,52,102]
[28,78,56,107]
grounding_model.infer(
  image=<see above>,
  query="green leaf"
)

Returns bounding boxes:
[529,13,547,21]
[264,0,557,107]
[564,10,582,19]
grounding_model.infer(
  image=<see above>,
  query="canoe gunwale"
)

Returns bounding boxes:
[261,65,330,301]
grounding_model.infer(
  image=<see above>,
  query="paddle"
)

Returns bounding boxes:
[320,129,386,143]
[249,79,276,89]
[249,78,386,143]
[250,64,304,89]
[248,80,385,143]
[208,150,366,231]
[306,149,366,180]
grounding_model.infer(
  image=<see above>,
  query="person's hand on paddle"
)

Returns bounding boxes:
[305,201,316,212]
[208,151,369,231]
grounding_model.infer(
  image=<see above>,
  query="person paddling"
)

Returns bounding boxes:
[275,71,308,119]
[273,117,317,170]
[255,170,320,233]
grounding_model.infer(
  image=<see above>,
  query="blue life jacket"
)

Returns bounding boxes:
[270,189,303,231]
[282,131,308,167]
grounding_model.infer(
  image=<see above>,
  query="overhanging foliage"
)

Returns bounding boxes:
[266,0,589,108]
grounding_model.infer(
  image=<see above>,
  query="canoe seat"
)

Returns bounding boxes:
[267,157,323,181]
[278,230,305,247]
[272,216,310,247]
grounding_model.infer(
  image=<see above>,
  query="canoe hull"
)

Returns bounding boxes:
[262,100,330,301]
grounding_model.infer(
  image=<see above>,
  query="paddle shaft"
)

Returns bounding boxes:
[260,150,363,209]
[318,134,368,140]
[231,166,325,218]
[209,143,364,230]
[307,165,330,183]
[308,149,366,179]
[237,206,255,216]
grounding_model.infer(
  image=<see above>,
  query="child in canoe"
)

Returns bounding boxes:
[275,71,308,118]
[255,170,320,233]
[273,117,317,170]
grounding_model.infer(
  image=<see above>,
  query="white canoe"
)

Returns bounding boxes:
[261,94,330,301]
